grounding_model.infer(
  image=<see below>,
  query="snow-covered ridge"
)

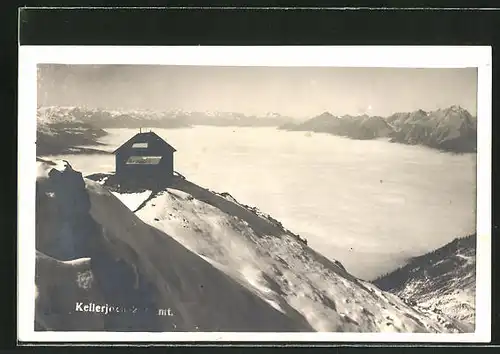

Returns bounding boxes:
[373,235,476,331]
[34,159,472,333]
[36,160,312,332]
[83,168,466,333]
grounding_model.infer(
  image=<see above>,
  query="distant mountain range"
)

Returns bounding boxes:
[279,106,477,153]
[279,113,393,140]
[36,106,299,155]
[37,106,297,129]
[37,113,109,155]
[36,105,478,155]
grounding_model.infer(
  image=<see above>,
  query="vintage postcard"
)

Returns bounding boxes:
[18,46,491,343]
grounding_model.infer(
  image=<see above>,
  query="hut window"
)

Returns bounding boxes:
[132,142,148,148]
[126,156,162,165]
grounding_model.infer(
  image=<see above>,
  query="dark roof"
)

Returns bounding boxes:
[113,132,177,155]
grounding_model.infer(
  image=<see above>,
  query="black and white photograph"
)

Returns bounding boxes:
[18,46,491,342]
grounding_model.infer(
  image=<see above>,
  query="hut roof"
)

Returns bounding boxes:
[113,131,177,155]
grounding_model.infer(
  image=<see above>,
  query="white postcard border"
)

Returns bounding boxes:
[18,45,492,343]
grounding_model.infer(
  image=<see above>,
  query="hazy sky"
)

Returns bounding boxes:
[38,64,478,118]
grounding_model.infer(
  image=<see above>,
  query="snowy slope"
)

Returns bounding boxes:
[36,160,313,332]
[102,176,464,333]
[373,235,476,332]
[110,190,153,212]
[35,158,469,333]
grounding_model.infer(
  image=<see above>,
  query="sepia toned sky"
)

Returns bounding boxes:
[38,64,478,118]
